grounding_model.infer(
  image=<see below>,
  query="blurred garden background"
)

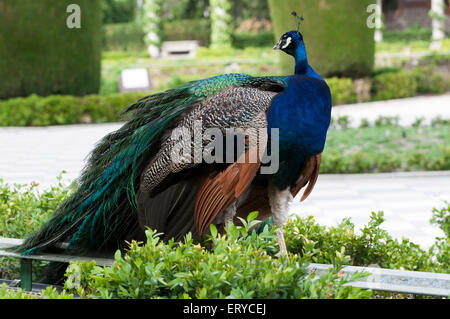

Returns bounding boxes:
[0,0,449,298]
[1,0,450,108]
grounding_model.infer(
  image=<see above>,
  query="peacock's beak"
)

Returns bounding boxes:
[273,40,282,50]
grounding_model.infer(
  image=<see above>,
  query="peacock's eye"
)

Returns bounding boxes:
[281,37,292,49]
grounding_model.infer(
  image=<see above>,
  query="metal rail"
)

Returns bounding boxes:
[307,263,450,297]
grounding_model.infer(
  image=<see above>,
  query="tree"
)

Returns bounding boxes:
[142,0,164,58]
[268,0,375,78]
[0,0,102,99]
[210,0,233,48]
[430,0,446,49]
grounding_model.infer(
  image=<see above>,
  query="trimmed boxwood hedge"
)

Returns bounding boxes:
[0,64,448,127]
[0,92,145,127]
[0,0,102,99]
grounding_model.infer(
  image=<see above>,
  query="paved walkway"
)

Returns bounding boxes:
[332,93,450,128]
[291,172,449,248]
[0,94,449,248]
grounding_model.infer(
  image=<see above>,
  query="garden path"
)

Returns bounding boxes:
[0,94,449,248]
[332,93,450,128]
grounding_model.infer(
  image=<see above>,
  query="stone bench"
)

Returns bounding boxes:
[161,40,199,59]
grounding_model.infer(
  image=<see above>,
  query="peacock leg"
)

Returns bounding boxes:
[223,202,237,229]
[268,182,292,257]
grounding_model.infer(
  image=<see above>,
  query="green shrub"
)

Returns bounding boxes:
[232,31,275,48]
[0,283,73,299]
[374,116,400,127]
[429,204,450,269]
[0,92,145,126]
[371,71,418,101]
[0,177,449,298]
[383,25,432,43]
[0,0,102,99]
[327,77,358,105]
[163,19,211,46]
[371,67,404,77]
[102,0,137,24]
[431,203,450,238]
[0,173,74,281]
[285,211,448,273]
[432,116,450,126]
[103,22,146,52]
[412,66,447,95]
[64,217,371,299]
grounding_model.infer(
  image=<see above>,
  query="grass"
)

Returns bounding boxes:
[321,123,450,173]
[100,46,282,94]
[376,38,450,55]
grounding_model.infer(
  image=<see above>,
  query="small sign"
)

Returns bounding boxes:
[119,68,152,93]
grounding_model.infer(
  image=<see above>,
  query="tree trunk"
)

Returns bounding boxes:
[143,0,164,58]
[431,0,445,43]
[210,0,233,48]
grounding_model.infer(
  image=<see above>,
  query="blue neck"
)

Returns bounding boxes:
[294,46,323,81]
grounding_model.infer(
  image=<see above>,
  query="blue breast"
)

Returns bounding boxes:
[265,75,332,189]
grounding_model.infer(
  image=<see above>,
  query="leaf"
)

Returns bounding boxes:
[114,250,122,261]
[247,211,259,222]
[210,223,218,238]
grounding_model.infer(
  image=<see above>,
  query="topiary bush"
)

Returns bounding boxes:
[268,0,375,77]
[0,0,102,99]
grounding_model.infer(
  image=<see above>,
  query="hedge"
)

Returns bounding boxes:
[232,31,275,48]
[0,92,145,127]
[0,68,447,127]
[102,20,210,50]
[0,175,448,298]
[383,25,433,43]
[103,21,273,50]
[102,0,137,24]
[268,0,375,77]
[0,0,103,99]
[103,22,146,52]
[163,19,211,46]
[371,71,419,101]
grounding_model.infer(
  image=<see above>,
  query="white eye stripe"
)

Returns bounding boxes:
[281,37,292,49]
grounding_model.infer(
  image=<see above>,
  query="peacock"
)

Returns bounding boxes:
[14,18,332,279]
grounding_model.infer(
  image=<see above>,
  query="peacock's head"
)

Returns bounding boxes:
[273,30,304,56]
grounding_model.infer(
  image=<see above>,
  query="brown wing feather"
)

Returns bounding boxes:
[291,153,322,201]
[194,145,265,235]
